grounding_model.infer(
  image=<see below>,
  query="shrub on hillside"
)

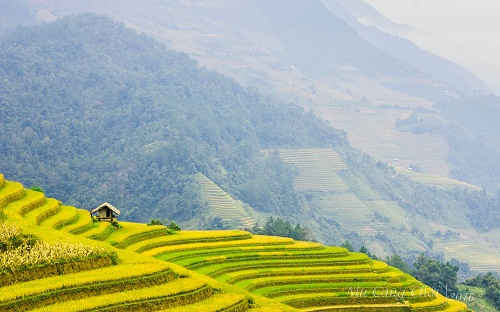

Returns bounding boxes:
[464,273,500,310]
[0,221,38,252]
[29,186,44,193]
[251,216,315,241]
[167,221,181,231]
[147,219,181,231]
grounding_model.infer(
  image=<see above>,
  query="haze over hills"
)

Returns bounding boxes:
[362,0,500,94]
[1,0,497,190]
[0,14,499,272]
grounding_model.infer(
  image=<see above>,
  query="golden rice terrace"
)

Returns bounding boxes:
[0,173,470,311]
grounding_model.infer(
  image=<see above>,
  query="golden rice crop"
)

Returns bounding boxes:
[139,234,295,257]
[0,221,21,245]
[32,278,208,312]
[1,222,110,273]
[1,240,109,272]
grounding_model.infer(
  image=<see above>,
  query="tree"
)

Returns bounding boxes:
[341,240,354,252]
[147,219,164,226]
[385,253,410,273]
[30,186,44,193]
[359,245,378,260]
[252,216,315,241]
[167,221,181,231]
[412,253,459,295]
[464,272,500,309]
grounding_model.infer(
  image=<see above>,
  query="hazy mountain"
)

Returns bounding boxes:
[0,14,347,224]
[1,0,494,187]
[323,0,488,99]
[362,0,500,94]
[1,15,498,269]
[328,0,415,35]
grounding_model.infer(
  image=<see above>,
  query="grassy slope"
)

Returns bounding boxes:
[0,175,469,311]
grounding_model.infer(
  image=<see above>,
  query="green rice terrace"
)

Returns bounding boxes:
[197,173,256,229]
[0,173,470,311]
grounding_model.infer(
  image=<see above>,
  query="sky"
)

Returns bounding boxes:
[362,0,500,92]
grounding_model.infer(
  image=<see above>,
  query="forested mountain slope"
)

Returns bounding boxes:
[0,15,498,268]
[0,14,347,223]
[0,0,493,183]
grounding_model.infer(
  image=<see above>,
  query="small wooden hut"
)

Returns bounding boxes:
[90,202,121,221]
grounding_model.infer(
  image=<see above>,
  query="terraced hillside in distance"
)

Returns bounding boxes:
[394,167,481,191]
[196,173,256,229]
[306,103,451,176]
[267,149,500,273]
[0,174,470,311]
[268,148,405,236]
[433,241,500,273]
[271,148,349,192]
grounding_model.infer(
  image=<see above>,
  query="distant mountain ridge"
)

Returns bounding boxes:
[324,0,488,98]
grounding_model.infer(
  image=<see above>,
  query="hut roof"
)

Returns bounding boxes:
[90,202,121,216]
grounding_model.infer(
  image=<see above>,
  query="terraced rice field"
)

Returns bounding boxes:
[133,229,467,311]
[267,149,499,274]
[271,148,349,192]
[269,149,412,236]
[0,177,278,312]
[366,200,410,230]
[395,167,480,191]
[196,173,255,229]
[314,148,348,170]
[434,241,500,272]
[0,175,470,311]
[312,193,380,234]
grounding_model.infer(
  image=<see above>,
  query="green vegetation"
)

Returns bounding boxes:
[412,253,459,295]
[147,219,181,232]
[385,254,411,274]
[377,252,500,309]
[29,186,45,193]
[250,216,315,241]
[0,14,346,227]
[464,273,500,310]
